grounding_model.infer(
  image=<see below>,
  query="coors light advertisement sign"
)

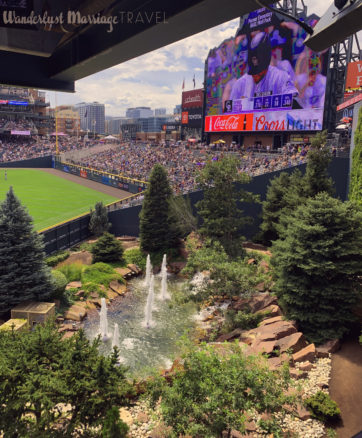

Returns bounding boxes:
[182,89,204,109]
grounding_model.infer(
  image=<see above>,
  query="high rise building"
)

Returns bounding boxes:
[173,104,181,115]
[126,107,153,118]
[74,102,105,134]
[154,107,167,116]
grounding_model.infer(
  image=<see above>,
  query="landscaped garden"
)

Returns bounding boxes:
[0,129,361,437]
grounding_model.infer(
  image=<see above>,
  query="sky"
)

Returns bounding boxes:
[47,0,335,117]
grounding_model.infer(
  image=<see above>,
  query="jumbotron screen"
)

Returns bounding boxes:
[205,8,328,133]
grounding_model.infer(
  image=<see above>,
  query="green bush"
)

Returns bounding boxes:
[91,232,124,263]
[221,308,267,333]
[349,106,362,206]
[305,391,341,423]
[56,263,83,282]
[46,251,70,267]
[51,270,68,298]
[82,263,124,288]
[124,248,147,271]
[183,240,265,300]
[147,342,295,437]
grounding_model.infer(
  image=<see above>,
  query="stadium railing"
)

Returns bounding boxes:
[54,160,148,194]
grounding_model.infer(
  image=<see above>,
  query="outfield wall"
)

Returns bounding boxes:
[40,157,349,255]
[108,157,349,242]
[54,161,148,194]
[0,155,53,168]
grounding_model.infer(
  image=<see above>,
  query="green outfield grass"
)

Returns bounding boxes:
[0,169,120,231]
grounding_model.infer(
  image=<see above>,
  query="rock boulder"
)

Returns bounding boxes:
[109,280,127,295]
[64,305,87,321]
[292,344,316,363]
[316,339,341,357]
[250,320,297,342]
[275,332,307,354]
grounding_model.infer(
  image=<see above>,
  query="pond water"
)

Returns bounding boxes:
[83,275,197,377]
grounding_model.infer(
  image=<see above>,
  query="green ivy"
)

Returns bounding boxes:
[349,106,362,206]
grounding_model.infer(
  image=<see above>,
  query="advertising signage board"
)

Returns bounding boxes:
[182,107,203,128]
[345,60,362,91]
[205,109,323,132]
[182,89,204,109]
[205,7,327,132]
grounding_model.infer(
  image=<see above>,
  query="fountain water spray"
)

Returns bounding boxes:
[160,254,170,301]
[145,274,155,328]
[111,322,123,365]
[159,254,167,277]
[112,323,120,349]
[144,254,152,288]
[99,297,110,341]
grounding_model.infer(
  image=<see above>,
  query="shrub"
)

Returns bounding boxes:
[183,240,261,300]
[56,263,83,282]
[82,263,124,288]
[91,232,124,263]
[147,342,296,437]
[124,248,147,271]
[51,270,68,298]
[46,251,70,267]
[222,308,267,333]
[305,391,341,423]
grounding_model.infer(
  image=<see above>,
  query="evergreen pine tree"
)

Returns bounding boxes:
[0,187,53,315]
[261,131,335,246]
[91,232,124,263]
[139,164,180,253]
[196,156,255,258]
[272,193,362,344]
[89,201,110,237]
[259,172,291,245]
[304,130,334,198]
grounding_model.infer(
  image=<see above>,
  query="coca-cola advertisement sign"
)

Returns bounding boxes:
[205,109,324,132]
[182,89,204,109]
[205,114,254,132]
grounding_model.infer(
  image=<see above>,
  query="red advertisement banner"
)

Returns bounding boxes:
[345,60,362,91]
[181,111,189,124]
[182,89,203,108]
[80,170,87,178]
[205,114,254,132]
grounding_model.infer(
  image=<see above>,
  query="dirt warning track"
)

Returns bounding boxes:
[39,168,132,200]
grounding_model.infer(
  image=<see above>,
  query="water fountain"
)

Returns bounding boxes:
[84,274,198,375]
[145,274,155,328]
[160,255,170,301]
[144,254,152,288]
[99,297,110,341]
[159,254,167,277]
[112,323,120,349]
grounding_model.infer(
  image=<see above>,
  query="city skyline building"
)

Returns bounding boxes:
[126,107,153,118]
[74,101,105,134]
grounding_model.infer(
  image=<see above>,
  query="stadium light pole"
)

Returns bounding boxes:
[54,92,59,155]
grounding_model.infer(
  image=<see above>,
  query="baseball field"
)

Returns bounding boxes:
[0,169,120,231]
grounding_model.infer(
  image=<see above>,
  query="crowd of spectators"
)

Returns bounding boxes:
[0,135,310,193]
[0,135,95,162]
[73,142,308,194]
